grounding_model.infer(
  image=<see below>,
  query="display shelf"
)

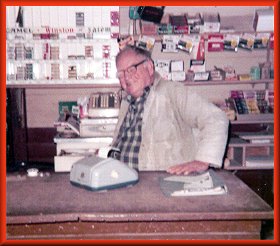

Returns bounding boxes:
[6,30,119,86]
[6,79,120,88]
[225,137,274,170]
[228,140,274,148]
[230,119,274,125]
[183,79,273,86]
[6,38,117,44]
[7,78,273,88]
[224,161,274,170]
[6,57,116,63]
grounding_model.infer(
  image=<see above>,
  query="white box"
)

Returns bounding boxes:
[162,35,180,53]
[171,60,184,72]
[155,59,170,73]
[54,136,112,155]
[203,13,220,33]
[194,72,209,81]
[88,108,119,118]
[253,9,274,32]
[80,118,118,137]
[171,71,186,81]
[190,59,206,73]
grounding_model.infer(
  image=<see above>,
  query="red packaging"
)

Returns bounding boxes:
[270,33,274,49]
[208,34,224,52]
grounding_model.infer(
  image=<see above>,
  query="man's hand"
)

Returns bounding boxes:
[166,160,209,175]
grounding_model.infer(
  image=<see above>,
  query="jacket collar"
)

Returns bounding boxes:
[152,72,162,90]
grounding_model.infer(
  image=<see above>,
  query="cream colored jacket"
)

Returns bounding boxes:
[113,73,229,171]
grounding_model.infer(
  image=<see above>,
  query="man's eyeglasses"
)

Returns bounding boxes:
[116,59,147,79]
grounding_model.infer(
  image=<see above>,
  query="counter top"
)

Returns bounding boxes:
[7,170,273,224]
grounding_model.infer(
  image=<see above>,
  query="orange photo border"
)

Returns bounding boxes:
[0,0,279,245]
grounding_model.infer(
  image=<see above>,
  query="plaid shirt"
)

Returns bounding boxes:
[112,87,151,169]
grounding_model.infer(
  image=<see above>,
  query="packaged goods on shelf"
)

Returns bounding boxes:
[238,33,255,51]
[203,12,220,33]
[254,33,270,49]
[169,15,188,34]
[186,13,203,34]
[208,34,224,52]
[228,89,274,121]
[137,35,155,52]
[140,20,157,35]
[224,34,239,52]
[161,35,179,53]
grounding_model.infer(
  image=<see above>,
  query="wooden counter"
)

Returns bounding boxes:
[6,170,273,239]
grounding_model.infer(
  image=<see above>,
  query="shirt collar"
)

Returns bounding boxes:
[127,86,151,104]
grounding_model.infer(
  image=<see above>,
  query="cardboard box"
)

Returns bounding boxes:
[190,59,206,73]
[58,101,78,116]
[155,59,171,73]
[203,13,220,33]
[253,9,274,32]
[170,60,184,72]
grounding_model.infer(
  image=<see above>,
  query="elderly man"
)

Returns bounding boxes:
[110,45,229,175]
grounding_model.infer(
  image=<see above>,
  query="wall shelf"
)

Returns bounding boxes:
[183,79,274,86]
[6,79,120,89]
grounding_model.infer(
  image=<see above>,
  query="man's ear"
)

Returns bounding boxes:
[145,59,155,76]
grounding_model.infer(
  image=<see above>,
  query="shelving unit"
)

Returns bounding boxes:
[6,37,119,86]
[226,137,274,170]
[6,6,122,167]
[6,80,120,88]
[183,79,273,87]
[230,119,274,125]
